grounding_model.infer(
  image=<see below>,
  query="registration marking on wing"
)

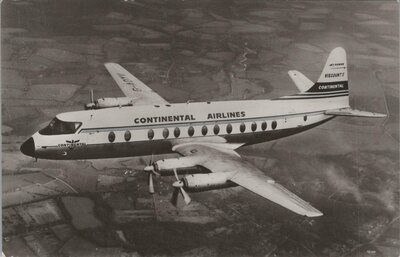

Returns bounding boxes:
[117,73,139,91]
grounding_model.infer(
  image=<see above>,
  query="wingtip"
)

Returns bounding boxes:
[302,205,323,217]
[373,113,387,118]
[332,46,346,54]
[305,209,323,217]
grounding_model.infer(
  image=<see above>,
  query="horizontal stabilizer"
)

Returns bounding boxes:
[325,108,387,118]
[288,70,314,92]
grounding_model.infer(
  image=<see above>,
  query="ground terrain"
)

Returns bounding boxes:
[2,0,399,256]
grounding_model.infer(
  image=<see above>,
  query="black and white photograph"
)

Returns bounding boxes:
[1,0,399,256]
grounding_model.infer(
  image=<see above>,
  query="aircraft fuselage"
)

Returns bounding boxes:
[22,97,343,160]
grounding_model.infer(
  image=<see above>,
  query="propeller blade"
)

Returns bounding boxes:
[180,188,191,205]
[144,153,155,172]
[173,168,179,181]
[90,89,94,103]
[170,168,191,207]
[170,187,191,207]
[148,173,154,194]
[171,188,180,206]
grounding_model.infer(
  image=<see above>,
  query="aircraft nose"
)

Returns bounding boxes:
[20,137,35,157]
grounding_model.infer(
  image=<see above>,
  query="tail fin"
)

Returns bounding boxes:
[306,47,348,94]
[283,47,386,118]
[281,47,349,108]
[320,48,386,118]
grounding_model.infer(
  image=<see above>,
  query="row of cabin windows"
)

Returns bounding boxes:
[107,120,282,142]
[108,130,131,142]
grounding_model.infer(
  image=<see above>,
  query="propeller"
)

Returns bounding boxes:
[85,89,96,109]
[144,153,160,194]
[171,168,191,207]
[148,171,154,194]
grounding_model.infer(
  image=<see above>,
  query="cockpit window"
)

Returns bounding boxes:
[39,118,81,135]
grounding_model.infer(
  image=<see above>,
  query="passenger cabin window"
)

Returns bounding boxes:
[213,124,220,135]
[226,124,232,134]
[39,118,81,135]
[108,131,115,142]
[240,123,246,133]
[304,115,307,121]
[188,126,194,137]
[261,121,267,131]
[201,125,208,136]
[124,131,131,141]
[162,128,169,139]
[272,121,277,130]
[148,129,154,140]
[251,122,257,132]
[174,127,180,138]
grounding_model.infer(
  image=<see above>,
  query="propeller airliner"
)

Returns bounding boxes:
[21,47,386,217]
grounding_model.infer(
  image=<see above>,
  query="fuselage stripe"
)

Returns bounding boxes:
[296,90,349,96]
[78,111,325,133]
[36,116,336,152]
[277,93,349,100]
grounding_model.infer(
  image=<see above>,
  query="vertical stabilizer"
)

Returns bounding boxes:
[306,47,348,93]
[280,47,350,109]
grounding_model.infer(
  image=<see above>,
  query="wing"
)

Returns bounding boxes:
[173,143,323,217]
[104,63,169,105]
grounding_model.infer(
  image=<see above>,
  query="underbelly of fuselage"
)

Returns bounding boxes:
[34,116,333,160]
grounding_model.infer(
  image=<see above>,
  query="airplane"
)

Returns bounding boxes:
[20,47,386,217]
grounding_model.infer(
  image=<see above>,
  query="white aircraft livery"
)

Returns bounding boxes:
[21,47,386,217]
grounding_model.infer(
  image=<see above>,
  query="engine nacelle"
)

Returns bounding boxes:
[153,157,200,171]
[85,97,135,109]
[182,172,236,191]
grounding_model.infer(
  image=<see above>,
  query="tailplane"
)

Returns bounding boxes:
[288,70,314,92]
[325,108,386,118]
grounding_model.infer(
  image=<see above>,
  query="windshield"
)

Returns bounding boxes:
[39,118,82,135]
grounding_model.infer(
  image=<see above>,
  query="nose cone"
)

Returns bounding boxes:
[144,165,154,172]
[21,137,35,157]
[172,180,184,188]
